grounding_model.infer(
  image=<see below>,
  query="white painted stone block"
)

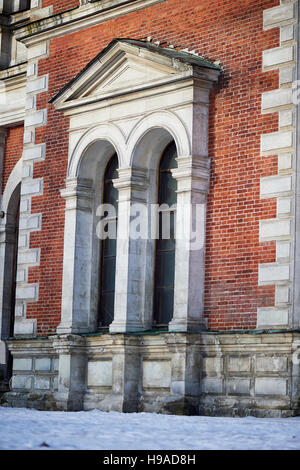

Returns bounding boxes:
[279,110,294,128]
[27,62,37,77]
[26,75,48,94]
[257,307,289,327]
[263,46,294,69]
[279,66,295,85]
[259,219,291,240]
[16,285,37,301]
[23,130,35,144]
[35,358,51,371]
[277,198,292,216]
[278,154,292,171]
[202,357,222,373]
[35,376,50,390]
[21,165,33,179]
[142,361,171,389]
[12,375,33,389]
[258,263,290,284]
[25,96,36,110]
[262,88,292,112]
[27,42,48,60]
[25,109,47,128]
[255,378,287,396]
[263,3,295,29]
[52,375,58,390]
[18,249,39,265]
[16,269,26,282]
[227,356,251,372]
[275,285,290,304]
[20,198,30,214]
[87,361,112,387]
[13,358,32,371]
[23,144,46,162]
[280,24,295,43]
[30,0,42,9]
[227,379,250,395]
[276,241,290,260]
[201,378,223,394]
[21,179,43,196]
[14,318,37,336]
[18,234,28,248]
[260,175,292,198]
[256,356,287,373]
[261,130,293,153]
[19,214,41,232]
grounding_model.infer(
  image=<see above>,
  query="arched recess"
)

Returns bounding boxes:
[68,123,126,178]
[111,121,181,332]
[0,159,22,384]
[58,138,121,335]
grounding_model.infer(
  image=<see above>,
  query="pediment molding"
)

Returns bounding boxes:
[50,39,220,112]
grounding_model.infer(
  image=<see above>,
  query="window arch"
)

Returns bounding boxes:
[153,141,177,327]
[98,153,118,328]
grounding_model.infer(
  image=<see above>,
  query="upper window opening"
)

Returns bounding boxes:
[98,153,118,329]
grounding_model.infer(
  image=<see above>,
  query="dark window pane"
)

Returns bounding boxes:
[98,154,118,328]
[153,142,177,326]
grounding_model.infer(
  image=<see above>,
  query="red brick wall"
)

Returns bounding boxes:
[2,126,24,195]
[42,0,79,15]
[24,0,280,334]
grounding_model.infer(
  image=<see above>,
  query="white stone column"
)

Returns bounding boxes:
[57,177,95,334]
[169,155,210,332]
[109,167,150,333]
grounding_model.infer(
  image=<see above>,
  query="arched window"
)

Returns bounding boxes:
[98,154,118,328]
[153,141,177,327]
[0,183,20,382]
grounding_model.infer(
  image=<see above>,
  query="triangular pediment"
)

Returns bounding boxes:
[50,38,220,111]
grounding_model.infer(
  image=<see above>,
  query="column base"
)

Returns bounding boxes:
[109,321,147,334]
[168,318,207,332]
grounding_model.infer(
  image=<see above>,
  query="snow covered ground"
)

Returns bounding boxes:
[0,406,299,450]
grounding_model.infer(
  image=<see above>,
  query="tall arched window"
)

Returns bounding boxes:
[98,154,118,328]
[1,183,20,382]
[153,141,177,327]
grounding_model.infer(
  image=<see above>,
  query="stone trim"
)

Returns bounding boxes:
[258,0,298,329]
[14,40,49,337]
[3,331,300,417]
[16,0,167,46]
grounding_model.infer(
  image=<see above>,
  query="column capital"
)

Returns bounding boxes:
[113,167,149,203]
[172,155,210,194]
[60,177,94,211]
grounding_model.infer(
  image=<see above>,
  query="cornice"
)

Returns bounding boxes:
[15,0,166,46]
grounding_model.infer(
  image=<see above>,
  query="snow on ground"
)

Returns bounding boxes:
[0,406,300,450]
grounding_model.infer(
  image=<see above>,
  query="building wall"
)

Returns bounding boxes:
[1,0,300,417]
[19,0,280,335]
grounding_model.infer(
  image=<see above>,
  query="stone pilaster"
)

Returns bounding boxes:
[168,155,210,332]
[53,334,87,411]
[57,178,95,334]
[109,167,150,333]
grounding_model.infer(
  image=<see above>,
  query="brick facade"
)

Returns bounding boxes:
[21,0,281,334]
[1,0,300,416]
